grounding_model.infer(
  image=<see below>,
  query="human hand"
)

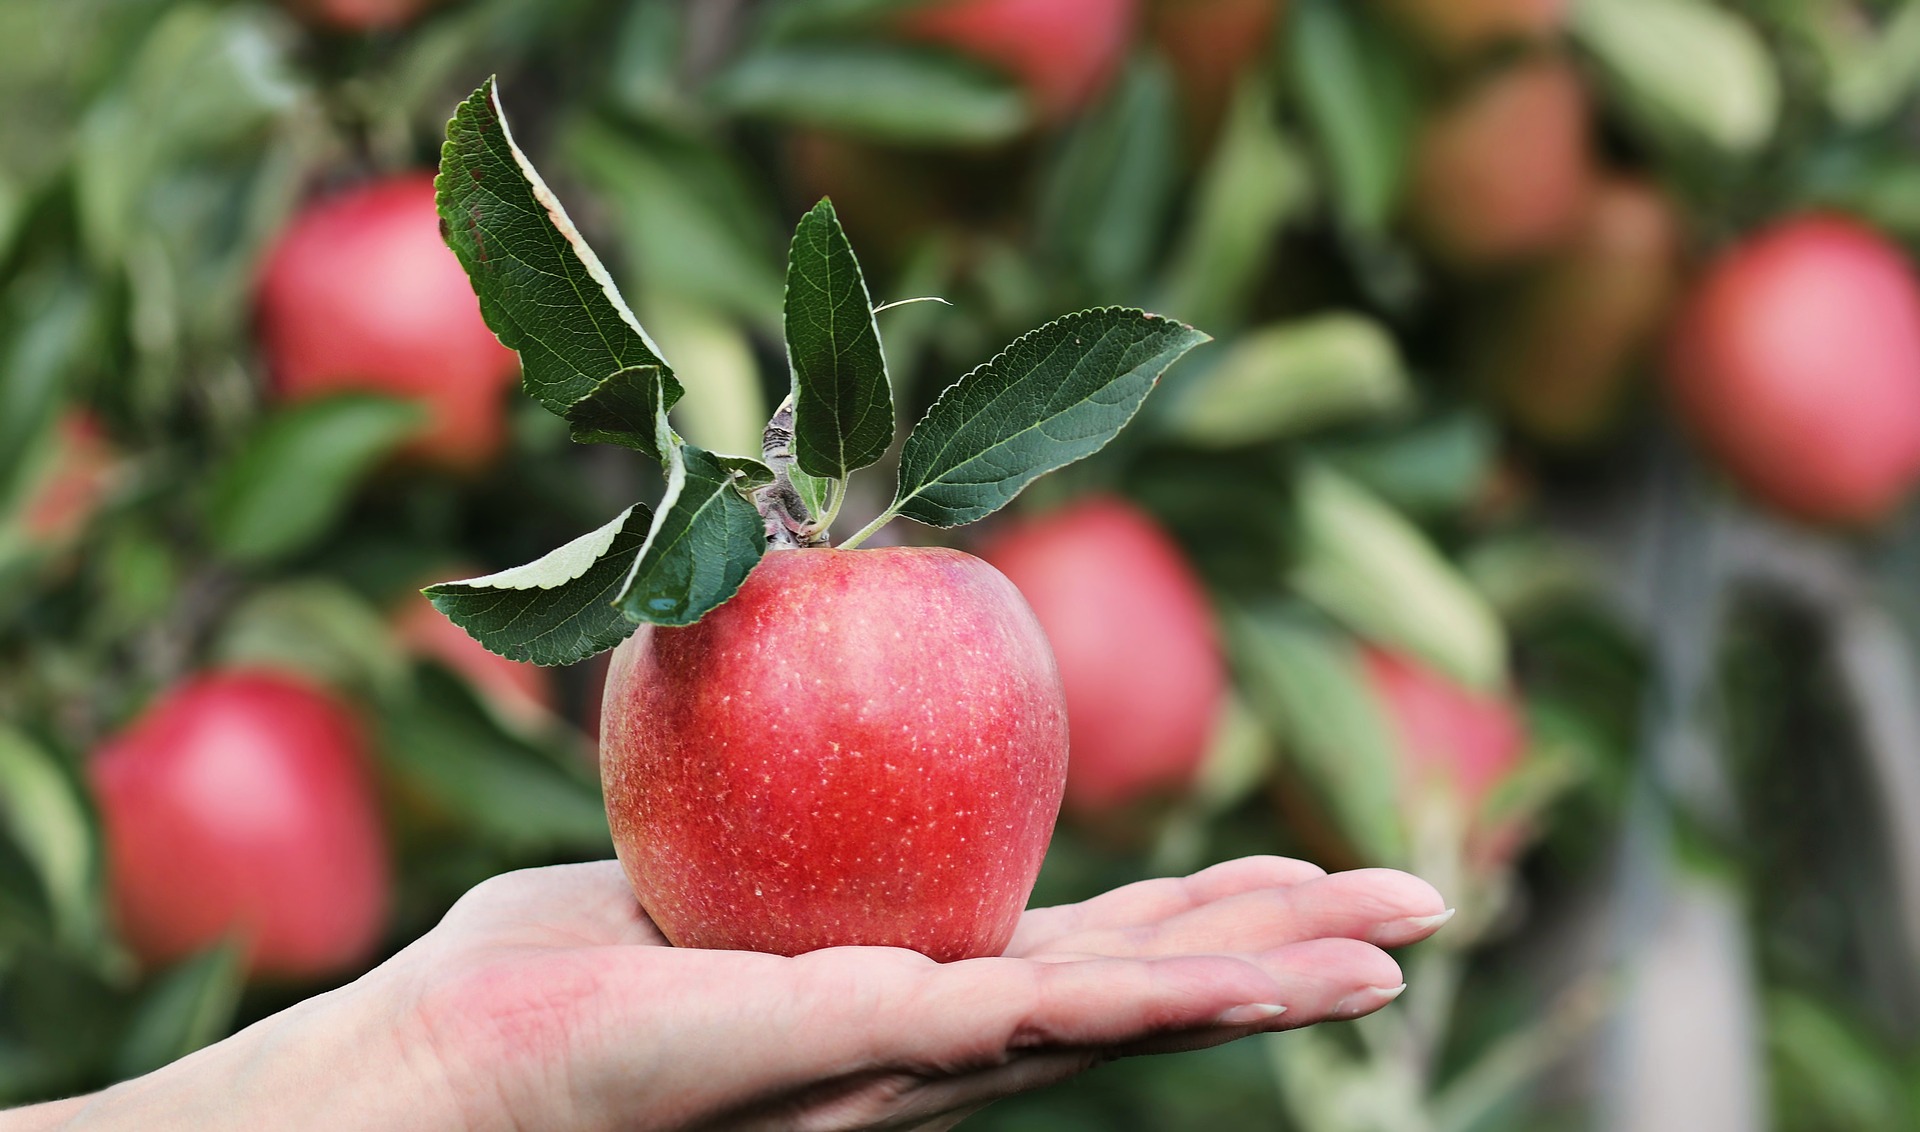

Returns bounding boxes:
[27,857,1448,1132]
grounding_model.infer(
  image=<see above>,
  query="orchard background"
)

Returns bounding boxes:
[4,0,1920,1127]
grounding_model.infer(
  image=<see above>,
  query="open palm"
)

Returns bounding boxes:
[370,857,1450,1132]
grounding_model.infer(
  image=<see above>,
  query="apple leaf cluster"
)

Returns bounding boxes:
[426,78,1207,666]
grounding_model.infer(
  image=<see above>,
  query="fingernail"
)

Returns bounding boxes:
[1331,984,1407,1018]
[1367,908,1456,946]
[1214,1003,1288,1026]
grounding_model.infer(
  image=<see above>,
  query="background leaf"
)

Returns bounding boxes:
[111,942,243,1081]
[707,43,1029,144]
[785,197,894,480]
[1164,314,1410,447]
[1574,0,1780,156]
[0,727,98,953]
[1288,0,1416,232]
[890,308,1208,527]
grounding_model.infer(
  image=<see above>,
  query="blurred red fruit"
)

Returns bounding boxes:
[1361,647,1524,814]
[899,0,1140,122]
[1483,176,1682,446]
[1147,0,1283,145]
[286,0,439,32]
[256,174,519,472]
[1666,215,1920,525]
[394,590,555,726]
[1375,0,1564,58]
[90,671,390,979]
[18,411,116,544]
[1408,56,1593,268]
[978,496,1226,816]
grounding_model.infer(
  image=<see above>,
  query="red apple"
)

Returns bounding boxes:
[1666,214,1920,525]
[1361,648,1524,814]
[1374,0,1564,58]
[1407,55,1593,268]
[1147,0,1284,147]
[898,0,1140,123]
[1481,176,1682,446]
[285,0,440,32]
[90,670,390,978]
[255,174,519,472]
[600,547,1067,962]
[977,496,1226,817]
[17,411,116,545]
[393,582,555,726]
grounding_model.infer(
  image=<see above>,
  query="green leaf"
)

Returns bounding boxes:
[204,394,424,565]
[0,726,98,952]
[1038,58,1180,295]
[426,504,656,667]
[641,296,772,458]
[437,79,680,432]
[785,198,893,480]
[1288,0,1416,232]
[1289,463,1507,691]
[1164,314,1409,447]
[707,43,1029,144]
[378,667,609,850]
[212,580,409,692]
[1573,0,1779,155]
[112,942,243,1080]
[562,365,672,456]
[615,443,769,627]
[1325,410,1496,519]
[889,308,1208,528]
[1228,608,1405,865]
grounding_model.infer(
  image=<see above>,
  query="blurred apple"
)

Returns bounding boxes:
[285,0,440,32]
[978,495,1226,817]
[90,670,390,979]
[255,174,519,473]
[1666,214,1920,525]
[393,584,555,727]
[16,410,116,546]
[1374,0,1564,58]
[1147,0,1283,146]
[1481,176,1682,447]
[898,0,1140,122]
[1408,55,1593,268]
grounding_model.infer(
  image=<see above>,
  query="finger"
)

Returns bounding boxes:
[1007,856,1329,956]
[1060,868,1448,959]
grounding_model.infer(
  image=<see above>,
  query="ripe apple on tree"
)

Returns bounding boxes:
[423,79,1209,961]
[977,495,1226,818]
[1666,213,1920,525]
[1146,0,1283,146]
[897,0,1140,122]
[12,410,118,547]
[89,670,390,979]
[284,0,440,33]
[255,174,520,473]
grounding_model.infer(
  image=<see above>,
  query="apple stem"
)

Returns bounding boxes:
[837,507,896,551]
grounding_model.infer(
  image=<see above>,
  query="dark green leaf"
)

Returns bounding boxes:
[204,394,424,565]
[616,443,768,627]
[426,504,656,667]
[112,942,243,1080]
[889,308,1208,528]
[785,198,893,480]
[1038,59,1180,295]
[562,365,671,457]
[437,79,681,425]
[1288,0,1416,232]
[707,43,1029,144]
[379,667,609,850]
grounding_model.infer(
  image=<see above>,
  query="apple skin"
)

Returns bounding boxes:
[898,0,1140,122]
[285,0,439,31]
[1407,56,1593,269]
[976,496,1226,817]
[255,174,519,473]
[18,411,116,545]
[1374,0,1564,58]
[1361,648,1523,813]
[1667,215,1920,525]
[600,546,1068,962]
[1481,176,1682,447]
[89,670,390,979]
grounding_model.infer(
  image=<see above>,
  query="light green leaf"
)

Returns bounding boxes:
[1574,0,1779,155]
[616,442,769,627]
[707,43,1029,144]
[205,394,424,565]
[212,580,408,692]
[642,295,771,458]
[1288,0,1416,231]
[113,942,244,1080]
[437,78,680,432]
[785,198,893,480]
[0,726,97,952]
[1165,314,1409,447]
[1229,609,1406,865]
[1289,463,1506,691]
[889,308,1209,528]
[426,504,656,667]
